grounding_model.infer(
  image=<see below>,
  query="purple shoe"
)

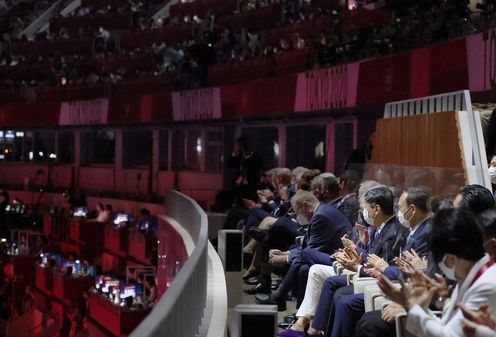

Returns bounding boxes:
[277,328,307,337]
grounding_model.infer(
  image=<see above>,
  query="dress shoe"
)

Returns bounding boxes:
[254,293,287,311]
[242,270,260,281]
[248,227,267,241]
[283,314,296,324]
[244,275,263,285]
[278,322,291,329]
[244,281,271,295]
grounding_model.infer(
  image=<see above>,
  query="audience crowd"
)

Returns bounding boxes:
[0,0,495,95]
[222,141,496,337]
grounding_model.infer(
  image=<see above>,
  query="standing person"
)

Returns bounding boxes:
[226,136,263,203]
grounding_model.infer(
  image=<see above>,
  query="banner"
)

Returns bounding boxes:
[467,28,496,93]
[171,87,221,121]
[294,63,359,111]
[59,98,109,125]
[429,38,468,95]
[357,53,411,105]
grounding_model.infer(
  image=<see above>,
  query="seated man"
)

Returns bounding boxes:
[378,208,496,337]
[253,190,351,310]
[305,186,404,336]
[280,186,431,337]
[355,186,496,337]
[244,173,342,293]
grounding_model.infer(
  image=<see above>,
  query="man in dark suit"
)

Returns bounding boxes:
[324,187,431,337]
[254,190,351,310]
[335,170,361,226]
[355,185,496,337]
[307,186,403,337]
[368,187,432,280]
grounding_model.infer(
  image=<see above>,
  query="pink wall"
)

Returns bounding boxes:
[1,163,222,208]
[78,166,115,191]
[114,168,150,194]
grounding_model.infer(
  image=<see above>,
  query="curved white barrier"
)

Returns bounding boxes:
[129,190,227,337]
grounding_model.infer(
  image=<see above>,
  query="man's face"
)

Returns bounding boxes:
[361,201,379,227]
[295,201,313,221]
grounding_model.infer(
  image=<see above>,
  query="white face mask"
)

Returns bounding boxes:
[363,208,374,226]
[296,214,309,226]
[489,166,496,184]
[437,254,456,280]
[397,207,411,229]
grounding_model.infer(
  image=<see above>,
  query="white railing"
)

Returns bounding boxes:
[129,190,227,337]
[383,90,470,118]
[18,0,62,39]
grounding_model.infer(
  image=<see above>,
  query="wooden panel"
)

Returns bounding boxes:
[367,111,465,194]
[371,111,462,167]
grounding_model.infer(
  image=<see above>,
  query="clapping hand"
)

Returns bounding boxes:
[335,247,363,272]
[364,267,382,278]
[377,271,439,311]
[368,254,389,273]
[459,302,496,337]
[242,198,258,210]
[381,302,405,323]
[394,249,428,274]
[341,234,356,250]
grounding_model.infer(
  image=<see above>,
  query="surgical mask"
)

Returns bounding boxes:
[437,254,456,280]
[397,208,411,228]
[489,166,496,184]
[296,214,309,226]
[363,208,374,226]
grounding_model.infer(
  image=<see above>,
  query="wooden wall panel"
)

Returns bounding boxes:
[366,111,465,195]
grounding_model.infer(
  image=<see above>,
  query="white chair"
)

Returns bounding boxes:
[363,284,382,312]
[352,277,376,293]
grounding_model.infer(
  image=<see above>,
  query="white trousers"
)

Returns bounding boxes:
[296,264,337,318]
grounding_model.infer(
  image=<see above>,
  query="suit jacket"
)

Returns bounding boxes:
[406,254,496,337]
[335,193,360,225]
[356,216,403,277]
[383,218,432,280]
[302,203,351,253]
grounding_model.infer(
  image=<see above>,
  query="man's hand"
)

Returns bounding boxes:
[331,250,347,261]
[269,254,289,267]
[404,249,428,270]
[269,249,289,259]
[368,254,389,273]
[257,189,274,204]
[364,267,382,278]
[377,271,439,311]
[381,302,405,324]
[341,234,356,250]
[458,303,496,330]
[259,217,278,230]
[242,198,258,210]
[335,247,363,272]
